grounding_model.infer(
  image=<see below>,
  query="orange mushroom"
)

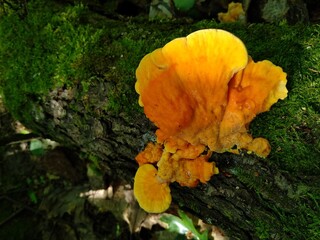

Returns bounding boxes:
[174,154,219,187]
[134,164,171,213]
[219,58,288,156]
[133,29,288,213]
[151,142,218,187]
[164,136,205,159]
[218,2,245,23]
[136,29,248,150]
[135,142,163,165]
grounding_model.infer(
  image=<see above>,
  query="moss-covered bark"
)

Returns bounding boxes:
[0,1,319,239]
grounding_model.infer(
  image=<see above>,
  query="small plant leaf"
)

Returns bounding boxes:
[160,210,208,240]
[30,139,45,156]
[28,190,38,204]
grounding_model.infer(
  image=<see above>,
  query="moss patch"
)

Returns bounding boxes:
[0,1,104,121]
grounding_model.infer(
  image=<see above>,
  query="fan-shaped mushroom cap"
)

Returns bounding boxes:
[136,29,248,150]
[134,164,171,213]
[219,58,288,156]
[135,29,287,156]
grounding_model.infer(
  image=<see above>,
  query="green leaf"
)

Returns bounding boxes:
[28,190,38,204]
[29,139,45,156]
[161,213,189,235]
[160,210,208,240]
[173,0,195,11]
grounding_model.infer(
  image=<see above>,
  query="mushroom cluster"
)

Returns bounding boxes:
[134,29,287,213]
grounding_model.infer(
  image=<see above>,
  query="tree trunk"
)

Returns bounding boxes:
[0,2,319,239]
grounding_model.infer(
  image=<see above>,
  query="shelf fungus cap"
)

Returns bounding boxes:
[219,58,288,157]
[218,2,245,23]
[134,164,171,213]
[135,29,248,148]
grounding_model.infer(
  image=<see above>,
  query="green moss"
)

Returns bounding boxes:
[254,196,320,240]
[0,1,104,122]
[239,25,320,175]
[233,156,320,239]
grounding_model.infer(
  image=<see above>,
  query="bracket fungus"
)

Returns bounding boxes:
[218,2,246,23]
[134,164,171,213]
[134,29,287,213]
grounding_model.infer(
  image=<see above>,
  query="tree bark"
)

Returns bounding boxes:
[1,2,319,239]
[15,85,318,239]
[16,76,316,239]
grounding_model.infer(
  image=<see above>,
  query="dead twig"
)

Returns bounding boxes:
[308,68,320,73]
